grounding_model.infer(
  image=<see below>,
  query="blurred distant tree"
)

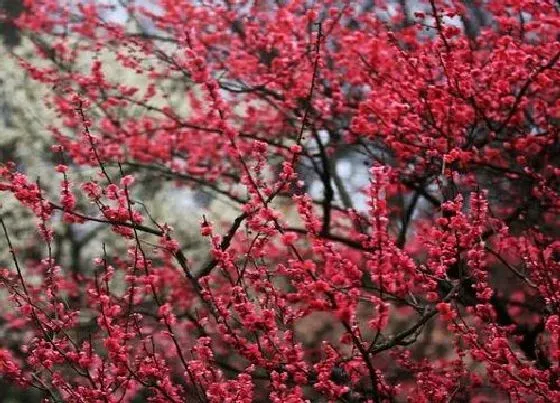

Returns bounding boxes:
[0,0,23,48]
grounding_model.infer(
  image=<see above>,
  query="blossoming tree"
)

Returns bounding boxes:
[0,0,559,401]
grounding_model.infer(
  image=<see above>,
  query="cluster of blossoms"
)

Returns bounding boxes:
[0,0,558,402]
